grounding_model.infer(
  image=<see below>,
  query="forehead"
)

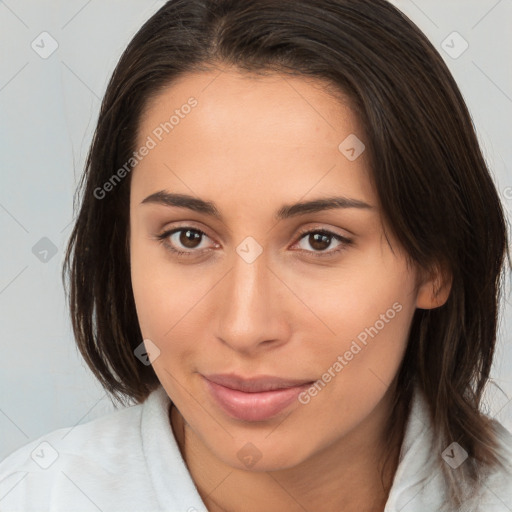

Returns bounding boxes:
[138,68,361,147]
[131,68,375,210]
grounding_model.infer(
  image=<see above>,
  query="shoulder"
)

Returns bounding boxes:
[0,397,144,472]
[450,420,512,511]
[476,420,512,510]
[0,395,156,511]
[386,386,512,512]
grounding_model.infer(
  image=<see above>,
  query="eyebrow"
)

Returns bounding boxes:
[140,191,373,221]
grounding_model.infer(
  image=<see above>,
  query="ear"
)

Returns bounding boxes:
[415,262,452,310]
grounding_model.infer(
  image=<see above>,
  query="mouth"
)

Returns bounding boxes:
[201,373,315,422]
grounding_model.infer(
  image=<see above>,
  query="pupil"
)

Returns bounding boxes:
[180,229,201,248]
[310,233,330,251]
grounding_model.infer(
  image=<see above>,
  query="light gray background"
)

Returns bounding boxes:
[1,0,511,461]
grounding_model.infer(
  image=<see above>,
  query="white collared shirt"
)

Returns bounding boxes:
[1,385,511,511]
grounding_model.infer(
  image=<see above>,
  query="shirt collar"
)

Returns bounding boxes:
[142,384,512,512]
[141,386,209,511]
[384,384,448,511]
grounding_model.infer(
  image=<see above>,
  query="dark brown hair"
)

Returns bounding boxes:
[62,0,510,506]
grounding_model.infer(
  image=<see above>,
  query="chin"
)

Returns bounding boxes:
[208,434,316,473]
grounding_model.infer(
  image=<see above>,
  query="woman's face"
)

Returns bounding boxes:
[129,67,432,471]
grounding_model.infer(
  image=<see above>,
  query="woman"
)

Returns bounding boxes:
[1,0,511,510]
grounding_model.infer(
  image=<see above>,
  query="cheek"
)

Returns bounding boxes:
[130,237,220,362]
[130,254,201,394]
[130,228,184,331]
[130,233,177,341]
[131,266,195,343]
[282,231,413,318]
[292,253,416,380]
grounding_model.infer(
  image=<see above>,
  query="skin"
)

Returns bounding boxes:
[129,66,451,512]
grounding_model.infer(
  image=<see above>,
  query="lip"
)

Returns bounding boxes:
[202,373,314,422]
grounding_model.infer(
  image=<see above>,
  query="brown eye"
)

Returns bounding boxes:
[178,229,203,249]
[156,227,215,256]
[306,232,334,251]
[294,229,353,258]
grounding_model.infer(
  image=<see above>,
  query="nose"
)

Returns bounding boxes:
[214,246,291,354]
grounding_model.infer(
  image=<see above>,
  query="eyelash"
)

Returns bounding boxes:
[155,226,353,259]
